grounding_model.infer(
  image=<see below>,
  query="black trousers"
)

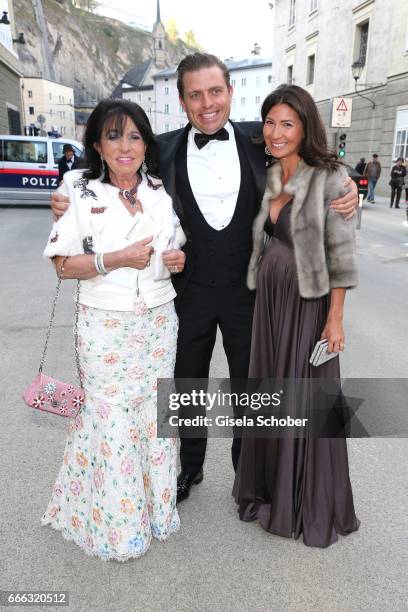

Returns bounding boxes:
[390,187,402,207]
[174,281,256,474]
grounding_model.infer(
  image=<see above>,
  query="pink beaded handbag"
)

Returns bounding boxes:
[23,269,85,418]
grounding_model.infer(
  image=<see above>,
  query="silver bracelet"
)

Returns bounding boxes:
[94,252,108,276]
[99,253,108,275]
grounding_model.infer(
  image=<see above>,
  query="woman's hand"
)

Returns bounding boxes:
[330,177,358,220]
[320,315,345,354]
[120,236,154,270]
[162,249,186,274]
[51,192,70,221]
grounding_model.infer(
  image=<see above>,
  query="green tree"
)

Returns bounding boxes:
[183,30,201,49]
[166,17,179,42]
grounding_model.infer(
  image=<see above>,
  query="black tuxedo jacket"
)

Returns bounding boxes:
[58,155,81,182]
[156,121,267,298]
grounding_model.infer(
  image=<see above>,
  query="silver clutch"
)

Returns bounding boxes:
[309,339,339,367]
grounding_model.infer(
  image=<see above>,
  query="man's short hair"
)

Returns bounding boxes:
[372,153,378,158]
[176,52,230,98]
[63,144,74,153]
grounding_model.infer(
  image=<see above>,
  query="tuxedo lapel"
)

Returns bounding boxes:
[231,121,266,204]
[158,125,191,207]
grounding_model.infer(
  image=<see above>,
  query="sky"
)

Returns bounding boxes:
[96,0,275,60]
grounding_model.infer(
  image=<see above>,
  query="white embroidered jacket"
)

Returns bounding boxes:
[44,170,186,310]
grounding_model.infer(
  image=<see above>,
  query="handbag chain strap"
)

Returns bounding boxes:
[39,257,83,389]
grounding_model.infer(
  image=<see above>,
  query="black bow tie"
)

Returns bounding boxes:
[194,128,229,149]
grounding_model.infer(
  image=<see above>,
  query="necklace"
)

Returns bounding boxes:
[117,176,141,208]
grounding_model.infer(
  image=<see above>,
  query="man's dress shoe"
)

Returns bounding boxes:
[177,469,203,503]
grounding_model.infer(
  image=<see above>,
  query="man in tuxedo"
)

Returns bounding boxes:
[50,53,358,503]
[58,144,81,183]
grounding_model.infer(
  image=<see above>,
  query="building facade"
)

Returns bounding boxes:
[0,0,23,134]
[113,0,167,131]
[153,57,273,135]
[272,0,408,195]
[21,77,75,137]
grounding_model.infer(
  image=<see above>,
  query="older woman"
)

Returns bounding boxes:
[235,85,360,548]
[41,99,186,561]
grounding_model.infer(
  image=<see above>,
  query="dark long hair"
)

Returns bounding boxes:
[82,98,161,183]
[261,84,340,171]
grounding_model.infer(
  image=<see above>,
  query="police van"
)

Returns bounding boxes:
[0,135,83,205]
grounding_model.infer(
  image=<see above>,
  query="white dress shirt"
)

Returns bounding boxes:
[187,121,241,230]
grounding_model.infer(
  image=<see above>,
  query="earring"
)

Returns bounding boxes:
[99,153,105,181]
[265,145,272,156]
[141,156,148,173]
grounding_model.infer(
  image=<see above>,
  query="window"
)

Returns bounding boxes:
[179,122,184,129]
[393,107,408,159]
[52,140,82,159]
[179,104,184,114]
[289,0,296,27]
[164,104,169,114]
[240,117,245,121]
[241,78,246,86]
[165,123,170,132]
[309,0,318,13]
[49,93,52,100]
[268,75,272,83]
[4,140,48,163]
[7,108,21,135]
[137,94,141,102]
[254,116,260,121]
[355,21,369,65]
[164,86,169,95]
[231,79,236,86]
[28,90,33,98]
[307,55,315,85]
[241,97,246,106]
[255,96,260,104]
[29,106,34,115]
[287,65,294,84]
[256,76,261,86]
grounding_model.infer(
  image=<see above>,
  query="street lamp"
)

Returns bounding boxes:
[351,60,375,109]
[13,32,26,44]
[0,10,10,24]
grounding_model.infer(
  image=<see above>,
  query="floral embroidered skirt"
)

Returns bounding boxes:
[41,299,180,561]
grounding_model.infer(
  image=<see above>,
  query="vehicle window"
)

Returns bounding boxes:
[53,141,82,161]
[3,140,48,163]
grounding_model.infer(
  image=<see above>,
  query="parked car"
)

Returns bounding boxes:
[344,163,368,201]
[0,135,83,206]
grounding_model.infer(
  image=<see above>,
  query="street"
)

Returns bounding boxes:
[0,198,407,611]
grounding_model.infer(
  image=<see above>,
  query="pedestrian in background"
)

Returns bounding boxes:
[58,144,81,183]
[355,157,366,175]
[389,157,406,208]
[364,153,381,202]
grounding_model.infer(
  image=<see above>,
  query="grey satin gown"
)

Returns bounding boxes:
[233,202,360,548]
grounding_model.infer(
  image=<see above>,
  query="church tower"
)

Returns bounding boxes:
[152,0,166,69]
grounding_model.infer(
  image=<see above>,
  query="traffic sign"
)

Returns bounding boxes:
[331,97,352,128]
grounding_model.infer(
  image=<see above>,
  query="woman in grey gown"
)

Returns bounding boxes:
[234,84,360,548]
